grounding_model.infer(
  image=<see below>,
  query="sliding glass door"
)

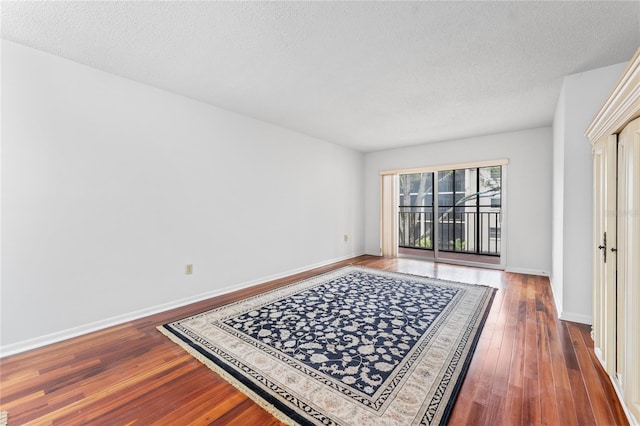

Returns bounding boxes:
[398,165,502,264]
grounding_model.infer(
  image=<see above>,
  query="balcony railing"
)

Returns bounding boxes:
[399,207,434,249]
[399,206,501,256]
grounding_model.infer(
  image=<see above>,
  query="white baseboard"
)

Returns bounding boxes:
[597,347,639,425]
[609,373,639,425]
[558,311,592,325]
[504,267,550,276]
[545,277,592,325]
[0,251,365,358]
[594,347,607,370]
[548,276,564,320]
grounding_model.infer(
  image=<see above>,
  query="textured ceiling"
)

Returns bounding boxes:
[2,1,639,152]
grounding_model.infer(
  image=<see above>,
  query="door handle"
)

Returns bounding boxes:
[610,247,617,253]
[599,232,607,263]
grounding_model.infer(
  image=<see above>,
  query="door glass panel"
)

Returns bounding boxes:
[398,173,433,249]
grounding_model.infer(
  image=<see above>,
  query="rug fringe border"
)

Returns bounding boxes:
[156,325,298,426]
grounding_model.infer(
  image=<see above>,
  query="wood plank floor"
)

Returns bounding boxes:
[0,255,629,425]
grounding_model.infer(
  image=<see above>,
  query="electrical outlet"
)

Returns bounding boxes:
[185,264,193,275]
[343,234,349,242]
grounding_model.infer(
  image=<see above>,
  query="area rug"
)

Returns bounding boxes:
[159,266,496,425]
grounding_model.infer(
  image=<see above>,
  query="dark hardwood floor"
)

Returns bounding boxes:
[0,255,629,425]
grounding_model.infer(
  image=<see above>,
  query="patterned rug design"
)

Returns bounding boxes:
[159,266,496,425]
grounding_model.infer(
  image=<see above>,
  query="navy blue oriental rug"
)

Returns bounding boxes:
[159,266,496,425]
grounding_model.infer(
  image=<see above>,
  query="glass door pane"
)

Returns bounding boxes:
[438,168,478,253]
[478,166,501,255]
[398,173,433,250]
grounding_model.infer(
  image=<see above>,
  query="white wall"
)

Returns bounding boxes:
[364,127,553,275]
[0,41,365,353]
[551,62,627,324]
[552,85,566,314]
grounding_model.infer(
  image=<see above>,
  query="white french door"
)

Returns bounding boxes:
[592,134,617,376]
[615,118,640,422]
[592,117,640,423]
